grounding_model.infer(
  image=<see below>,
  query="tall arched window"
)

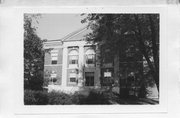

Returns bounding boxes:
[68,49,78,65]
[85,49,95,66]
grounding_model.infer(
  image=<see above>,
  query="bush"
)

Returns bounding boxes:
[43,77,49,87]
[24,90,37,105]
[24,90,81,105]
[24,71,44,91]
[70,92,80,104]
[34,91,48,105]
[24,89,111,105]
[79,90,110,104]
[24,90,48,105]
[48,91,73,105]
[138,84,148,98]
[28,76,44,90]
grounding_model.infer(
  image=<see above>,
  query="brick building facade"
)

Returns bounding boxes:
[44,27,106,92]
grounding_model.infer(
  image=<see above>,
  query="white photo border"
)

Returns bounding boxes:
[11,6,167,114]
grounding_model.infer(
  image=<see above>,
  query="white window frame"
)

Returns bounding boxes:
[85,48,95,67]
[51,49,58,64]
[68,69,77,83]
[68,49,79,68]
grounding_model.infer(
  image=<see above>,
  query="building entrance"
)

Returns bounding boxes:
[85,72,94,86]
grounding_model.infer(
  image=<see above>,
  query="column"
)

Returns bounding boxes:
[61,46,68,87]
[78,45,84,87]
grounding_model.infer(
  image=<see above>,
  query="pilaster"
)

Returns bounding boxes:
[78,45,84,86]
[62,46,68,87]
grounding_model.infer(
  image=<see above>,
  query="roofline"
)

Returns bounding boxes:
[44,39,61,42]
[62,26,88,42]
[43,25,88,43]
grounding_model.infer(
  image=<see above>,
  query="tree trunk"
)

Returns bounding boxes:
[149,15,159,92]
[134,15,159,92]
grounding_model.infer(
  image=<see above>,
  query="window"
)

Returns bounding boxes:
[69,55,78,64]
[85,72,94,86]
[68,49,78,66]
[52,60,57,64]
[51,49,58,64]
[50,72,57,84]
[69,69,77,83]
[101,68,114,86]
[70,77,76,82]
[86,54,95,64]
[85,49,95,66]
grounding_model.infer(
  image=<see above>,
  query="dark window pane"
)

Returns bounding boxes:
[69,55,78,64]
[72,60,76,64]
[86,54,95,64]
[52,60,57,64]
[85,72,94,86]
[87,59,93,64]
[52,78,57,82]
[70,78,76,82]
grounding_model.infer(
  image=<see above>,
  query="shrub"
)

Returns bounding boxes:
[71,92,86,104]
[48,91,73,105]
[70,92,80,104]
[138,84,148,98]
[24,90,37,105]
[24,71,44,91]
[34,91,48,105]
[79,90,110,104]
[24,89,48,105]
[24,90,112,105]
[43,77,49,87]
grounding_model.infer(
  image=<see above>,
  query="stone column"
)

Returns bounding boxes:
[78,45,84,87]
[62,46,68,87]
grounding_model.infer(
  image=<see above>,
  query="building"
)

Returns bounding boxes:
[44,27,119,93]
[43,26,159,98]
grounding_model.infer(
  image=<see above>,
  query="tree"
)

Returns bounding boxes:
[82,14,159,95]
[24,14,45,90]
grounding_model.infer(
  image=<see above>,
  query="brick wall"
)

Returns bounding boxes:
[44,66,62,85]
[44,48,63,85]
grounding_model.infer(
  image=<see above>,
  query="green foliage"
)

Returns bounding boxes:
[138,84,148,98]
[24,90,37,105]
[24,14,45,90]
[48,91,73,105]
[34,90,49,105]
[24,90,48,105]
[24,90,81,105]
[79,90,110,104]
[82,14,159,93]
[25,76,43,90]
[24,90,111,105]
[24,89,158,105]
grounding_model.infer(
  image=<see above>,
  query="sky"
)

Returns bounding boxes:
[36,14,87,40]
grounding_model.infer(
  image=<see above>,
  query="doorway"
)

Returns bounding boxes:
[85,72,94,86]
